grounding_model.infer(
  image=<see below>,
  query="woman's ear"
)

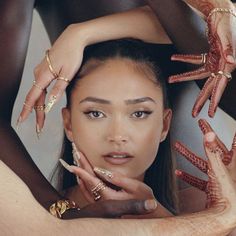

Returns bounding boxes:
[160,108,172,142]
[62,107,73,142]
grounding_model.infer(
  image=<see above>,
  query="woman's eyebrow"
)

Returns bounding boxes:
[79,96,156,105]
[79,97,111,104]
[125,97,156,105]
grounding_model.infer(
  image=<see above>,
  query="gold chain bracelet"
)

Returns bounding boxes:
[205,8,236,36]
[49,199,79,219]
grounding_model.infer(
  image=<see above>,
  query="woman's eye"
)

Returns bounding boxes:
[131,111,153,119]
[84,111,105,119]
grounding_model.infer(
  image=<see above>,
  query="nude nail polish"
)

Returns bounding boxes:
[59,159,75,173]
[16,116,22,131]
[94,167,113,178]
[144,199,157,211]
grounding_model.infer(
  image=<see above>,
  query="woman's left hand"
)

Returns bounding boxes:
[169,3,236,118]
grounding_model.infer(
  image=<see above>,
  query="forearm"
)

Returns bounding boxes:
[1,161,234,236]
[75,6,170,48]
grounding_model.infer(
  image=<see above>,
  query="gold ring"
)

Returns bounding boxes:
[57,76,70,83]
[33,80,44,91]
[45,50,58,78]
[91,182,106,201]
[23,102,33,112]
[34,105,45,111]
[201,53,207,64]
[217,71,232,81]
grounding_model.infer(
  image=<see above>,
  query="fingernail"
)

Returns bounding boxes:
[144,199,157,211]
[94,167,113,178]
[45,95,57,113]
[36,123,42,139]
[175,170,182,176]
[76,176,80,184]
[204,132,217,152]
[72,142,81,166]
[226,55,235,64]
[16,116,22,131]
[59,159,75,173]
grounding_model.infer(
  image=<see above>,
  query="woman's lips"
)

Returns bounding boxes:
[102,152,133,165]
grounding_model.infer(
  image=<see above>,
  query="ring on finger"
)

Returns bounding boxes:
[91,182,106,201]
[201,53,207,64]
[45,49,58,79]
[34,105,45,111]
[217,71,232,81]
[23,102,33,113]
[57,76,70,84]
[33,80,44,91]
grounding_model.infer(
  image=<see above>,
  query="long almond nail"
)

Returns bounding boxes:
[45,95,57,113]
[36,123,42,139]
[94,167,113,178]
[16,116,22,131]
[59,159,75,173]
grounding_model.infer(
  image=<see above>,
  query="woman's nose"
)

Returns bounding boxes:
[106,119,129,144]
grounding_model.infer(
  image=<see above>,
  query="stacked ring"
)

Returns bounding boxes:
[201,53,207,64]
[23,102,33,112]
[91,182,106,201]
[33,80,44,91]
[34,105,45,111]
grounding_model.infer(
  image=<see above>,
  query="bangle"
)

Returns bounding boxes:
[205,8,236,36]
[49,199,79,219]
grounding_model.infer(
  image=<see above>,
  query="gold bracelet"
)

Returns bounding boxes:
[207,8,236,20]
[49,199,79,219]
[205,8,236,36]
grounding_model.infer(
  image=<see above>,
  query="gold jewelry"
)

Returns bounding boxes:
[45,50,58,78]
[201,53,207,64]
[57,76,70,83]
[207,8,236,20]
[34,105,45,111]
[49,199,79,219]
[23,102,33,112]
[33,80,44,91]
[91,182,106,201]
[217,71,232,81]
[44,95,57,113]
[205,8,236,36]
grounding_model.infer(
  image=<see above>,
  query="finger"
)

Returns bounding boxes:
[79,178,95,203]
[175,169,207,192]
[44,78,70,114]
[174,141,208,174]
[171,54,207,65]
[94,167,150,194]
[208,74,228,117]
[34,90,47,137]
[192,76,214,117]
[77,199,157,218]
[198,119,229,155]
[169,67,210,83]
[78,151,95,176]
[203,132,235,202]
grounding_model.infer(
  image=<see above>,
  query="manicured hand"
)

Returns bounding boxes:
[169,5,236,117]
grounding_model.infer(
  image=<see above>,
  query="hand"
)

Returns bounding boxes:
[62,198,158,219]
[174,119,236,208]
[17,24,85,132]
[169,4,236,118]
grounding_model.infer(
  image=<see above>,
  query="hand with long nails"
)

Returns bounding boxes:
[174,119,236,208]
[59,150,172,218]
[169,2,236,118]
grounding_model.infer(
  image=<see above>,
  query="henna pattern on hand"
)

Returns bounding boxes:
[175,119,236,209]
[169,6,236,117]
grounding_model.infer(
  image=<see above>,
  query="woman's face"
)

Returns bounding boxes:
[63,58,172,180]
